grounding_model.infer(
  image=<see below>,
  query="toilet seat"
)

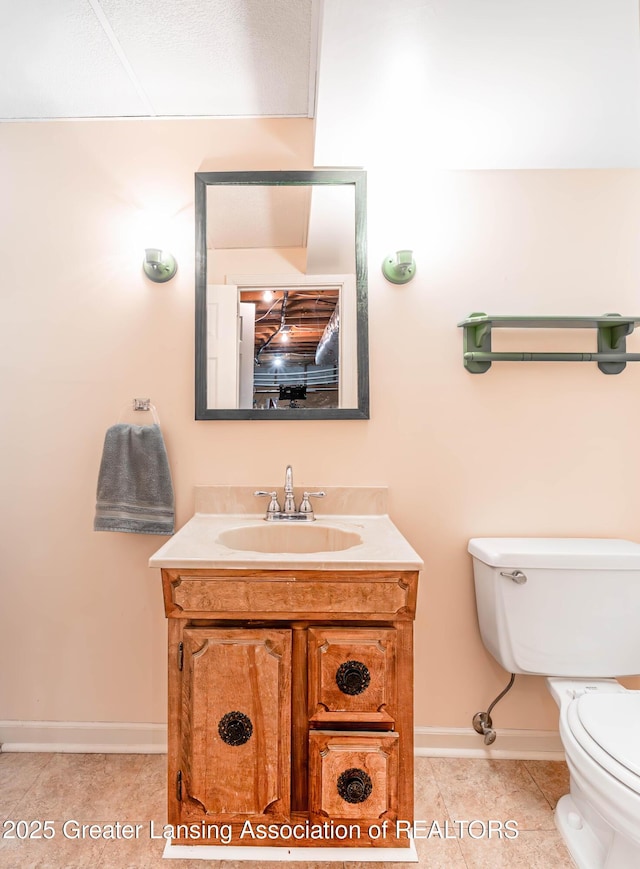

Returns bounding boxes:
[567,692,640,796]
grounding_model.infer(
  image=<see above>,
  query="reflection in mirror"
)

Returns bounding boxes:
[195,171,368,420]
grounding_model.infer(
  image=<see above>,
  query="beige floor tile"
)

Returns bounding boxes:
[0,826,106,869]
[343,858,414,869]
[524,759,570,810]
[97,833,221,869]
[458,828,575,868]
[161,861,222,869]
[162,863,222,869]
[159,863,222,869]
[220,862,344,869]
[96,842,221,869]
[412,757,451,822]
[112,755,170,865]
[414,835,467,868]
[344,834,467,868]
[118,754,167,824]
[0,753,54,817]
[429,758,556,831]
[11,753,147,823]
[0,754,581,867]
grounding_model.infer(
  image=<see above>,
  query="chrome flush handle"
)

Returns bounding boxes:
[499,569,527,584]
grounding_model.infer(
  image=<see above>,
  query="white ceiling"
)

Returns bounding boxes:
[315,0,640,169]
[0,0,318,120]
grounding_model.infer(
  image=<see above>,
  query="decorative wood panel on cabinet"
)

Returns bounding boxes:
[308,731,399,823]
[163,568,416,619]
[179,627,291,823]
[161,567,419,849]
[308,627,397,725]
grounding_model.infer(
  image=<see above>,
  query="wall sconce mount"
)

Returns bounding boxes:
[382,249,416,284]
[143,248,177,283]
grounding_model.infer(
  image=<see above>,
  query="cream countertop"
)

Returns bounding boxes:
[149,485,423,571]
[149,513,423,571]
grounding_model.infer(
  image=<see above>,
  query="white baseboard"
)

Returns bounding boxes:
[0,720,167,753]
[414,725,565,761]
[0,720,564,761]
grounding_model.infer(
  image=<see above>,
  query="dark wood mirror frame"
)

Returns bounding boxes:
[195,170,369,420]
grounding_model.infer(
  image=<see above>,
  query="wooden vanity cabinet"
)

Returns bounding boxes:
[161,567,418,849]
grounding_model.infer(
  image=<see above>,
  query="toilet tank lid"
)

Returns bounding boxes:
[468,537,640,569]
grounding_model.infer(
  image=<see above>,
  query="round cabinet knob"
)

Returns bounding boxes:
[337,768,373,804]
[218,711,253,746]
[335,660,371,696]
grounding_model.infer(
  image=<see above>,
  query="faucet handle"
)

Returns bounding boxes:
[299,491,326,514]
[254,491,281,514]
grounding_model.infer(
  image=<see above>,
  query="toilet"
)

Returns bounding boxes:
[468,537,640,869]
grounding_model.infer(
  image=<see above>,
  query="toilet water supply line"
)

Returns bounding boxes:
[472,673,516,745]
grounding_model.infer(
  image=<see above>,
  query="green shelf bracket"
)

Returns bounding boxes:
[461,311,493,373]
[457,313,640,375]
[597,318,635,374]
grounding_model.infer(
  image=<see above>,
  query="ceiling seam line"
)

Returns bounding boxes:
[86,0,156,116]
[307,0,323,119]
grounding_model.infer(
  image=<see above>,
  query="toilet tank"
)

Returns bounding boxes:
[469,538,640,677]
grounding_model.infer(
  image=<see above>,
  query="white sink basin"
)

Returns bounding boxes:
[216,523,363,554]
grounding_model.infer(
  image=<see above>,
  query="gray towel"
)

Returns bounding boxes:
[94,423,174,535]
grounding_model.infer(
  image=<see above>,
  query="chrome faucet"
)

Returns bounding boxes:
[255,465,325,521]
[283,464,296,514]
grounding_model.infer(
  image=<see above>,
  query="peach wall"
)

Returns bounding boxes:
[0,118,314,725]
[2,118,640,736]
[370,169,640,728]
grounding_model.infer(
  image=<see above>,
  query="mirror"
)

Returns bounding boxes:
[195,170,368,419]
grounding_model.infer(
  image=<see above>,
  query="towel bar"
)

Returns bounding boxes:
[458,313,640,374]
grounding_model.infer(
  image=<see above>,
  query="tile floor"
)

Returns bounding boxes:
[0,752,574,868]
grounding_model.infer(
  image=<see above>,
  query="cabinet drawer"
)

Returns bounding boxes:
[163,570,415,618]
[308,627,397,725]
[179,627,291,822]
[308,731,399,823]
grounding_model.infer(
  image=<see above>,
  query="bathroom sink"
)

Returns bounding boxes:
[216,523,363,554]
[149,488,424,570]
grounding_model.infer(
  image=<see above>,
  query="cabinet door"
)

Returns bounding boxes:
[308,731,399,822]
[180,627,291,822]
[308,627,397,725]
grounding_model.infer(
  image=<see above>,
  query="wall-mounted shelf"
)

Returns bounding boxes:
[458,313,640,374]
